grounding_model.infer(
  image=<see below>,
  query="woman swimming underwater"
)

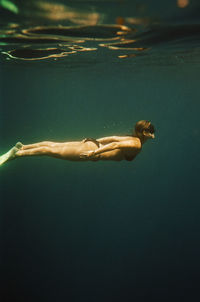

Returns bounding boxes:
[0,120,155,165]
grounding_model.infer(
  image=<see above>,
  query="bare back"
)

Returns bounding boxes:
[94,136,141,161]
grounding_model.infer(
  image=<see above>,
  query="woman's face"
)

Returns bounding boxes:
[144,123,155,139]
[143,126,155,139]
[143,130,155,139]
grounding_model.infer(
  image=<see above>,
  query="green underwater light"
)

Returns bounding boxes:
[0,0,19,14]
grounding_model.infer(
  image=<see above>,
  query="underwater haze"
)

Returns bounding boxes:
[1,0,200,301]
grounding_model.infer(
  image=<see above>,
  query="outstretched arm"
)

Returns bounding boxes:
[95,140,138,155]
[80,139,140,158]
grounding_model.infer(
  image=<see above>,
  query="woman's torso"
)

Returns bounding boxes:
[61,136,141,161]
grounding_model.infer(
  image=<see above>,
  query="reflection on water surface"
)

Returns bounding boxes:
[0,0,200,63]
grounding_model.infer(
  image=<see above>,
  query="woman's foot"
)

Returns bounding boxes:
[0,143,22,166]
[15,142,23,149]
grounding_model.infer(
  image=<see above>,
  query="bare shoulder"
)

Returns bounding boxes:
[118,137,141,149]
[128,137,142,149]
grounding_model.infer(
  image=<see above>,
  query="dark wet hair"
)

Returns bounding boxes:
[134,120,155,135]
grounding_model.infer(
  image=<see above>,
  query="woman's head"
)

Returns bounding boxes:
[134,120,155,139]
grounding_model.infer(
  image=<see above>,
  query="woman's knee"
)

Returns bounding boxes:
[41,146,52,154]
[43,146,62,157]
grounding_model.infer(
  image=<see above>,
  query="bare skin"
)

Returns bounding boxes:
[14,130,154,162]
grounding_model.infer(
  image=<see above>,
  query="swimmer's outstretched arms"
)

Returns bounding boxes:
[0,120,155,166]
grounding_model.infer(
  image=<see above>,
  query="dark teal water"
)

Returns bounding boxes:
[1,1,200,301]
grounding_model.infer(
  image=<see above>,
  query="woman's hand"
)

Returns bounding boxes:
[81,138,88,143]
[80,150,95,159]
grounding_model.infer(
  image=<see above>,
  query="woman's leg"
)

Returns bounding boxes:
[16,146,54,157]
[16,141,99,161]
[1,144,68,165]
[0,140,99,165]
[16,143,83,160]
[21,141,59,150]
